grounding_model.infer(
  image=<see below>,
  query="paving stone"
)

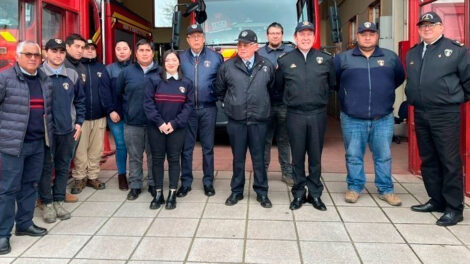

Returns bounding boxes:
[411,244,470,264]
[97,217,153,236]
[337,206,389,223]
[383,207,437,224]
[245,239,300,264]
[196,219,245,239]
[329,192,377,207]
[396,224,461,245]
[293,206,341,222]
[203,203,247,219]
[355,243,421,264]
[72,202,122,217]
[296,222,349,242]
[345,223,404,243]
[13,259,69,264]
[113,202,160,217]
[146,218,199,237]
[22,235,90,258]
[131,237,192,261]
[247,220,296,240]
[0,235,39,257]
[49,216,107,235]
[187,238,243,263]
[76,236,139,260]
[248,203,293,221]
[158,202,205,219]
[300,241,360,264]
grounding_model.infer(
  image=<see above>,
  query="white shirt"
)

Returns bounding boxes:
[19,66,37,76]
[422,34,443,58]
[166,72,179,80]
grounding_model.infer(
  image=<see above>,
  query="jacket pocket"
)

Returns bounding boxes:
[443,77,459,95]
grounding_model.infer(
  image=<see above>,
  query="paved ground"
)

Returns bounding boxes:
[1,170,470,264]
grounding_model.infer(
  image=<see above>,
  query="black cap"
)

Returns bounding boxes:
[417,12,442,25]
[235,30,257,43]
[187,24,204,35]
[45,38,65,50]
[85,39,97,48]
[357,22,378,33]
[295,21,314,33]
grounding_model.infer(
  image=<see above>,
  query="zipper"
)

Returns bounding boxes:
[87,65,92,118]
[367,57,372,119]
[194,55,199,108]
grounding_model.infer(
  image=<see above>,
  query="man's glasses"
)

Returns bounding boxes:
[418,23,441,29]
[20,52,41,59]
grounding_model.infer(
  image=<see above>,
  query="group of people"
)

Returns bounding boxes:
[1,10,470,255]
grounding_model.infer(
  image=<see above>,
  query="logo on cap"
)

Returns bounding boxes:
[303,21,310,26]
[55,39,62,44]
[364,22,372,28]
[63,83,69,90]
[241,31,248,37]
[191,24,197,29]
[422,13,434,21]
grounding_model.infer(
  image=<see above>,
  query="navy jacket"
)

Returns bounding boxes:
[40,62,86,135]
[179,47,223,107]
[81,58,114,120]
[144,75,194,129]
[0,63,54,156]
[116,61,162,126]
[334,46,405,119]
[106,59,131,117]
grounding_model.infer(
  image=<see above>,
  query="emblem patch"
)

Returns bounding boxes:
[316,57,323,64]
[262,66,268,72]
[444,49,453,57]
[81,74,86,83]
[179,86,186,93]
[303,21,310,26]
[377,59,385,66]
[410,61,414,65]
[290,63,297,68]
[97,72,102,78]
[421,13,434,21]
[55,39,62,44]
[241,31,248,37]
[62,83,69,90]
[191,24,197,29]
[203,60,211,68]
[364,22,372,28]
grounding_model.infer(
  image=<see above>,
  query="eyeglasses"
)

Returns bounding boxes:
[418,23,441,29]
[20,52,41,59]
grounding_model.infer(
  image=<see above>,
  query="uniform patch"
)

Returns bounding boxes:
[377,59,385,66]
[62,82,69,90]
[290,63,296,68]
[81,74,86,83]
[410,61,414,65]
[262,65,268,72]
[364,22,372,28]
[179,86,186,93]
[421,13,434,21]
[444,49,453,57]
[316,57,323,64]
[203,60,211,68]
[97,72,102,78]
[241,31,248,37]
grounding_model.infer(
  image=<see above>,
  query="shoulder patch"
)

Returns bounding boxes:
[452,40,465,47]
[320,49,332,57]
[278,52,286,59]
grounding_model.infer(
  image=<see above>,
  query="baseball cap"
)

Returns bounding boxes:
[295,21,314,33]
[235,30,258,43]
[357,22,378,33]
[45,38,65,50]
[187,24,204,35]
[85,39,97,48]
[417,11,442,26]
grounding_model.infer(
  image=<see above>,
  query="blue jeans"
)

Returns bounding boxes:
[0,139,44,238]
[107,118,127,175]
[340,112,394,195]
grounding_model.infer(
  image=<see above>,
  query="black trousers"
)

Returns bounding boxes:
[226,119,268,196]
[287,110,327,198]
[415,110,464,213]
[148,127,185,190]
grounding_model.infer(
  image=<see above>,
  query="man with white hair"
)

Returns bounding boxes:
[0,41,54,255]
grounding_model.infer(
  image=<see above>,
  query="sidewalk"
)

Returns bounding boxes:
[1,170,470,263]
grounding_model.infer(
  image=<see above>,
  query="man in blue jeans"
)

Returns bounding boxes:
[334,22,405,205]
[178,24,223,197]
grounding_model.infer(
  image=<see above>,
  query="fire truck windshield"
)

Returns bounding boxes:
[203,0,298,45]
[0,0,19,29]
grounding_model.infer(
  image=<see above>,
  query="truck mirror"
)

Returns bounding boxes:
[171,11,182,50]
[195,10,207,24]
[328,5,342,43]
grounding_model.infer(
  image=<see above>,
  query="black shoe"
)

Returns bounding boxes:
[15,224,48,237]
[148,186,156,197]
[225,193,244,206]
[307,195,327,211]
[436,211,463,226]
[150,189,165,210]
[127,188,141,201]
[257,195,272,208]
[166,190,177,210]
[289,195,306,210]
[118,173,128,191]
[176,186,191,197]
[0,237,11,255]
[411,201,445,213]
[203,184,215,197]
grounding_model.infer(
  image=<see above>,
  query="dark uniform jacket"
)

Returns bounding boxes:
[277,48,336,113]
[65,54,87,86]
[0,63,54,156]
[405,36,470,111]
[106,59,131,117]
[334,46,405,119]
[180,47,223,108]
[215,53,275,122]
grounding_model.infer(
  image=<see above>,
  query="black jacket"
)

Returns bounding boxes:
[405,36,470,111]
[215,53,275,122]
[106,59,131,117]
[65,54,87,86]
[277,48,336,113]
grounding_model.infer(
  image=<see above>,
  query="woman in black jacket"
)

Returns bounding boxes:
[144,50,194,209]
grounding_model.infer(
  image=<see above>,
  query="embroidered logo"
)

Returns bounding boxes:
[364,22,372,28]
[290,63,297,68]
[241,31,248,37]
[203,60,211,68]
[62,83,69,90]
[444,49,453,57]
[262,65,268,72]
[179,86,186,93]
[422,13,434,21]
[377,59,385,66]
[97,72,102,78]
[316,57,323,64]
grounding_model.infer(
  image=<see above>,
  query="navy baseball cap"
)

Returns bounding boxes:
[358,22,378,33]
[187,24,204,35]
[295,21,314,33]
[417,11,442,26]
[235,30,258,43]
[45,38,65,50]
[85,39,97,48]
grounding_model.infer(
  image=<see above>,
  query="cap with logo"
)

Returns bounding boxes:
[357,22,378,33]
[417,11,442,26]
[85,39,97,48]
[187,23,204,35]
[45,38,65,50]
[235,30,258,43]
[295,21,314,33]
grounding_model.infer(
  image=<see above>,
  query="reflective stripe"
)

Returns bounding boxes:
[0,31,17,42]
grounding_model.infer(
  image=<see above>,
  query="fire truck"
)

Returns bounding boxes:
[401,0,470,196]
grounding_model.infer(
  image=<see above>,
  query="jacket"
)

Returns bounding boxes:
[106,59,131,116]
[215,53,275,122]
[180,47,223,108]
[0,63,54,156]
[334,46,405,119]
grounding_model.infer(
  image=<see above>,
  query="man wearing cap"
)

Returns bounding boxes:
[258,22,295,187]
[215,29,275,208]
[406,12,470,226]
[71,39,115,194]
[39,38,86,223]
[334,22,405,206]
[277,21,335,211]
[178,24,223,198]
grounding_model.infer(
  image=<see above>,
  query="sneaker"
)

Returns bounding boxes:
[87,179,106,190]
[71,179,85,194]
[281,174,294,187]
[65,193,79,203]
[378,193,402,206]
[42,203,57,223]
[53,201,71,220]
[345,190,360,203]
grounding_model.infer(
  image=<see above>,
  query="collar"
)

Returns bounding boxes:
[166,72,179,80]
[66,54,81,65]
[265,43,286,53]
[191,48,203,57]
[118,59,131,67]
[140,61,155,73]
[423,35,443,46]
[42,61,67,77]
[241,55,255,66]
[19,66,37,76]
[81,57,97,64]
[352,46,384,57]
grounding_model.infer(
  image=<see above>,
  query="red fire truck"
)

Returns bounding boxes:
[401,0,470,196]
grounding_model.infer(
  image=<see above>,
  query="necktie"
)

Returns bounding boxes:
[195,55,199,64]
[245,60,251,70]
[422,44,427,58]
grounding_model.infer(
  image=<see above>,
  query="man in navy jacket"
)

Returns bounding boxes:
[334,22,405,206]
[178,24,223,198]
